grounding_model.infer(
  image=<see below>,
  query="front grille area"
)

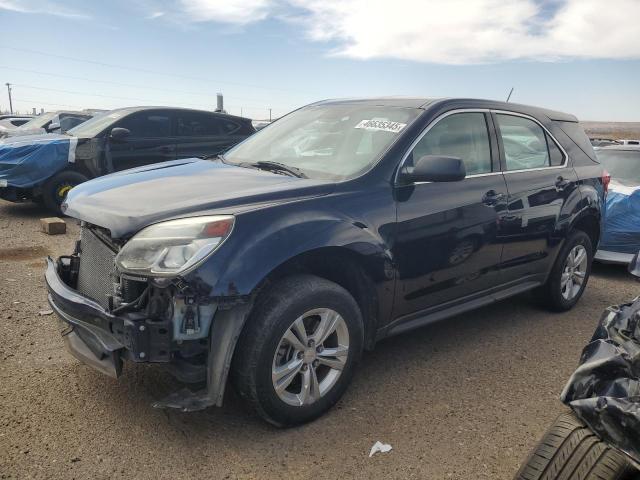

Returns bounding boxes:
[77,227,117,309]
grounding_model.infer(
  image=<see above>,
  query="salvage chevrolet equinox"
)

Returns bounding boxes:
[45,98,605,426]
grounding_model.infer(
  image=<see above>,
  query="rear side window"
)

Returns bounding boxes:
[176,113,240,136]
[409,112,492,175]
[547,133,564,166]
[497,114,564,170]
[118,112,171,137]
[557,121,598,162]
[221,119,240,134]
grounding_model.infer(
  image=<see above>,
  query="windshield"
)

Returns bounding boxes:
[596,149,640,186]
[223,104,421,181]
[68,110,129,137]
[17,112,57,130]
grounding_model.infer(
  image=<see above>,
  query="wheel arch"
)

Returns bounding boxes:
[571,213,600,253]
[249,246,383,351]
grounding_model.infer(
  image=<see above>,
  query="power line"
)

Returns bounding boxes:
[11,83,286,112]
[0,45,317,96]
[11,95,285,119]
[0,65,289,104]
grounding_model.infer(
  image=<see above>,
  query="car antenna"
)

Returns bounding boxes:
[506,87,514,102]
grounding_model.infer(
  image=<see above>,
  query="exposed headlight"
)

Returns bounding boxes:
[115,215,234,277]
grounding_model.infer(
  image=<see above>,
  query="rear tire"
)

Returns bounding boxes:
[42,170,88,215]
[232,274,363,427]
[535,230,593,312]
[514,411,636,480]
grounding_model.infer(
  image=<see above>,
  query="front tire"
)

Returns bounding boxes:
[42,170,88,215]
[232,274,364,427]
[535,230,593,312]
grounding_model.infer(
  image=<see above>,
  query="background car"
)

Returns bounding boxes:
[0,106,255,212]
[0,115,33,135]
[0,111,94,139]
[594,145,640,264]
[590,137,621,147]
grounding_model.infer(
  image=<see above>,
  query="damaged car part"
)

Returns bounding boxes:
[514,252,640,480]
[46,97,604,426]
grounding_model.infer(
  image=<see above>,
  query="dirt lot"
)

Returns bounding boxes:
[1,199,637,480]
[581,121,640,140]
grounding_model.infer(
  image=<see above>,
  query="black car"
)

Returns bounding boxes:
[45,98,605,426]
[0,106,254,212]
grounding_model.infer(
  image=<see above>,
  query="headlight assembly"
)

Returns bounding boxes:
[115,215,234,277]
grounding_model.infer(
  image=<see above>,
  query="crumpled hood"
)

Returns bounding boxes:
[64,158,334,237]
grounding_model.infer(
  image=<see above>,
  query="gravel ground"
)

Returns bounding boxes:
[1,199,638,480]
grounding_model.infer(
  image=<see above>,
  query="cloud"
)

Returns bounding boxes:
[147,11,165,19]
[177,0,274,24]
[175,0,640,64]
[0,0,90,19]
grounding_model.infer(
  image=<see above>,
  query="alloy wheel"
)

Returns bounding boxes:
[561,244,588,300]
[272,308,349,407]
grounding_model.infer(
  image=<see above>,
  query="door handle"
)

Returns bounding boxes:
[482,190,505,206]
[555,176,570,191]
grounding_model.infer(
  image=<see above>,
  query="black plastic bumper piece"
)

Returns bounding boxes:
[45,257,171,373]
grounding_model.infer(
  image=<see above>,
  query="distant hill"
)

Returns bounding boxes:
[581,121,640,140]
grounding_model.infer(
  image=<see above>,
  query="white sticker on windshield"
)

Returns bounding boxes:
[355,119,407,133]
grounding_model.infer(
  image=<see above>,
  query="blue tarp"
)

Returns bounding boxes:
[0,134,77,188]
[600,184,640,254]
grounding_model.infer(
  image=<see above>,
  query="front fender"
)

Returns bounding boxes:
[184,196,395,299]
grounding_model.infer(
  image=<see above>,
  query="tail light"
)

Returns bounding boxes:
[602,169,611,195]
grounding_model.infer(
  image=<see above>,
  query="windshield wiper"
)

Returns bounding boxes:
[201,153,225,161]
[251,161,308,178]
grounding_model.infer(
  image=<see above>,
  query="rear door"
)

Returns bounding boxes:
[108,110,177,171]
[174,111,245,159]
[494,111,579,282]
[392,110,508,318]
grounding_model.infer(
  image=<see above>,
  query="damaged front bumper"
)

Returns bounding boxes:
[45,256,173,377]
[45,255,251,411]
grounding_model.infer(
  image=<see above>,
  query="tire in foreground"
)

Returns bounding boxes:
[514,411,637,480]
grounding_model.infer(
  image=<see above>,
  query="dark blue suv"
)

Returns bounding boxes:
[45,98,605,425]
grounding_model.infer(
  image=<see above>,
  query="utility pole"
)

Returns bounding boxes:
[269,108,272,122]
[5,83,13,114]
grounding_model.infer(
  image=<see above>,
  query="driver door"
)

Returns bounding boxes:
[392,111,508,319]
[108,110,177,172]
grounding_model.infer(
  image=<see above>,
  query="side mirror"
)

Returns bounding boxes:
[628,251,640,278]
[110,127,130,142]
[402,155,466,183]
[47,121,60,132]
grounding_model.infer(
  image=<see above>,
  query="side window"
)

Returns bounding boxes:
[409,112,492,175]
[177,112,221,136]
[496,114,563,170]
[221,119,240,134]
[117,112,171,137]
[546,132,565,166]
[176,113,239,136]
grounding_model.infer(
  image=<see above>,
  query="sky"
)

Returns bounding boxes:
[0,0,639,121]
